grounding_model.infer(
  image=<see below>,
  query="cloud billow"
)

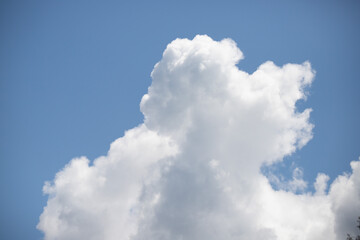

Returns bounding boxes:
[38,35,360,240]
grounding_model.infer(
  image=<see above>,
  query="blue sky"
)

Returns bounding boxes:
[1,0,360,239]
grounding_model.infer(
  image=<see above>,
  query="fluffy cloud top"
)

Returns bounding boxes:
[38,35,360,240]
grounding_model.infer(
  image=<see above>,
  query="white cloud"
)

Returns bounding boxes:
[38,35,360,240]
[267,167,308,193]
[314,173,330,195]
[37,125,178,240]
[329,160,360,238]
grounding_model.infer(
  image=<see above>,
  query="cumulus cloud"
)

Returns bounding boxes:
[37,126,178,240]
[329,160,360,238]
[267,167,308,194]
[38,35,360,240]
[314,173,330,196]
